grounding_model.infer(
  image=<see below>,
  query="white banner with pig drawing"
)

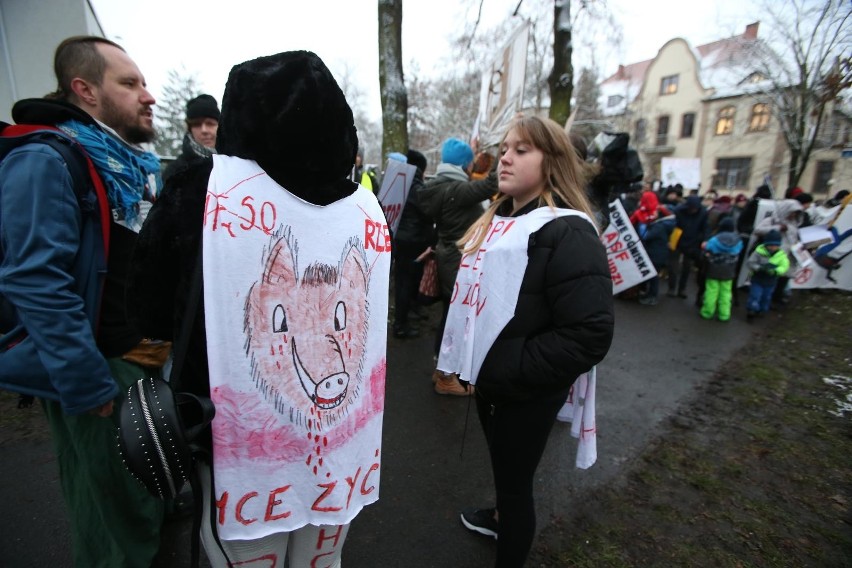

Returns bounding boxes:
[202,155,390,540]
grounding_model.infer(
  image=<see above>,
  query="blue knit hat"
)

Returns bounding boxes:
[763,230,782,247]
[387,152,408,163]
[441,138,474,168]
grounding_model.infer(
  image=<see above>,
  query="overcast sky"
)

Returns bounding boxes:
[89,0,760,120]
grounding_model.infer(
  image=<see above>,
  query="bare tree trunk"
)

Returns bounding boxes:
[378,0,408,160]
[548,0,573,125]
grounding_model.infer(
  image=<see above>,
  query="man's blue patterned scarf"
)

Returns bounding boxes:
[59,120,161,223]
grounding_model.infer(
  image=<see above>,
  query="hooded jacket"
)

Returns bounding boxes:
[675,195,709,255]
[747,244,790,286]
[129,51,361,398]
[753,198,804,250]
[704,230,744,280]
[629,191,672,227]
[0,99,147,413]
[418,165,498,297]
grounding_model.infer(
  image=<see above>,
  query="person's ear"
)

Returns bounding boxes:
[69,77,98,106]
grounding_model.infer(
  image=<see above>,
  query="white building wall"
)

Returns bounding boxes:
[0,0,103,123]
[629,39,710,182]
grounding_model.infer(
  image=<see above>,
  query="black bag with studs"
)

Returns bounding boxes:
[118,248,213,500]
[118,377,214,499]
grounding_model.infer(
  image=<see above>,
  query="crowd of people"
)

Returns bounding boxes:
[0,36,618,568]
[620,180,848,321]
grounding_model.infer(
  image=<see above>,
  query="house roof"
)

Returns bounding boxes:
[598,22,762,114]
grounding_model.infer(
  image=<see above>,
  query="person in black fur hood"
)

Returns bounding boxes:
[129,51,390,568]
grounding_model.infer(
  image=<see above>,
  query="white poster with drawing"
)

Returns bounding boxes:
[203,155,391,540]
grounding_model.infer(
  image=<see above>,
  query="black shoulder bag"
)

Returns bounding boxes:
[117,248,220,567]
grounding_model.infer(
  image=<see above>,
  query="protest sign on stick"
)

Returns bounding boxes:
[601,200,657,294]
[375,160,416,233]
[472,23,530,149]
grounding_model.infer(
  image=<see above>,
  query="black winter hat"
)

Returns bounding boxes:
[718,217,735,232]
[755,184,773,200]
[763,230,782,247]
[406,149,427,173]
[216,51,358,192]
[185,94,220,121]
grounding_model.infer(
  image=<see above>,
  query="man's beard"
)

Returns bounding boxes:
[100,95,155,144]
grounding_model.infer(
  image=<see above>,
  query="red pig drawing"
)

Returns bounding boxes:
[244,229,370,430]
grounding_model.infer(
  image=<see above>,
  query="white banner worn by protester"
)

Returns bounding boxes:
[556,367,598,469]
[437,207,598,469]
[203,155,391,540]
[602,199,658,294]
[376,159,416,234]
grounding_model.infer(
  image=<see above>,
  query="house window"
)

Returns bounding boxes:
[681,113,695,138]
[715,106,736,135]
[607,95,624,108]
[748,103,770,132]
[660,75,679,95]
[656,115,670,146]
[714,157,752,189]
[812,161,834,194]
[635,119,647,143]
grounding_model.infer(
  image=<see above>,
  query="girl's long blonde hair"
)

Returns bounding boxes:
[459,116,596,254]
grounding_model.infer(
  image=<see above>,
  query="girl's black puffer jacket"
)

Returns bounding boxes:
[475,203,615,404]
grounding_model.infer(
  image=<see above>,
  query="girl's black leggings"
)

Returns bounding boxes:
[475,387,569,568]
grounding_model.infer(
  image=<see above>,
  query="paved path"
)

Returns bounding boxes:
[0,286,765,567]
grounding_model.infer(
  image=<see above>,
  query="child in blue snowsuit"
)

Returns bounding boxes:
[700,217,743,321]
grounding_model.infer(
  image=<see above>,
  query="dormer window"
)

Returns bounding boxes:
[744,72,766,84]
[607,94,624,108]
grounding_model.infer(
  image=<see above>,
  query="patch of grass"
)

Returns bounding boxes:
[530,291,852,567]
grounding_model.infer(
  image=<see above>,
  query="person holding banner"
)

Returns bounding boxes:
[444,117,614,567]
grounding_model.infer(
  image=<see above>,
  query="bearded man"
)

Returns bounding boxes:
[0,36,166,567]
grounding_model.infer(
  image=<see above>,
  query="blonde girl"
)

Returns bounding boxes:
[452,116,614,567]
